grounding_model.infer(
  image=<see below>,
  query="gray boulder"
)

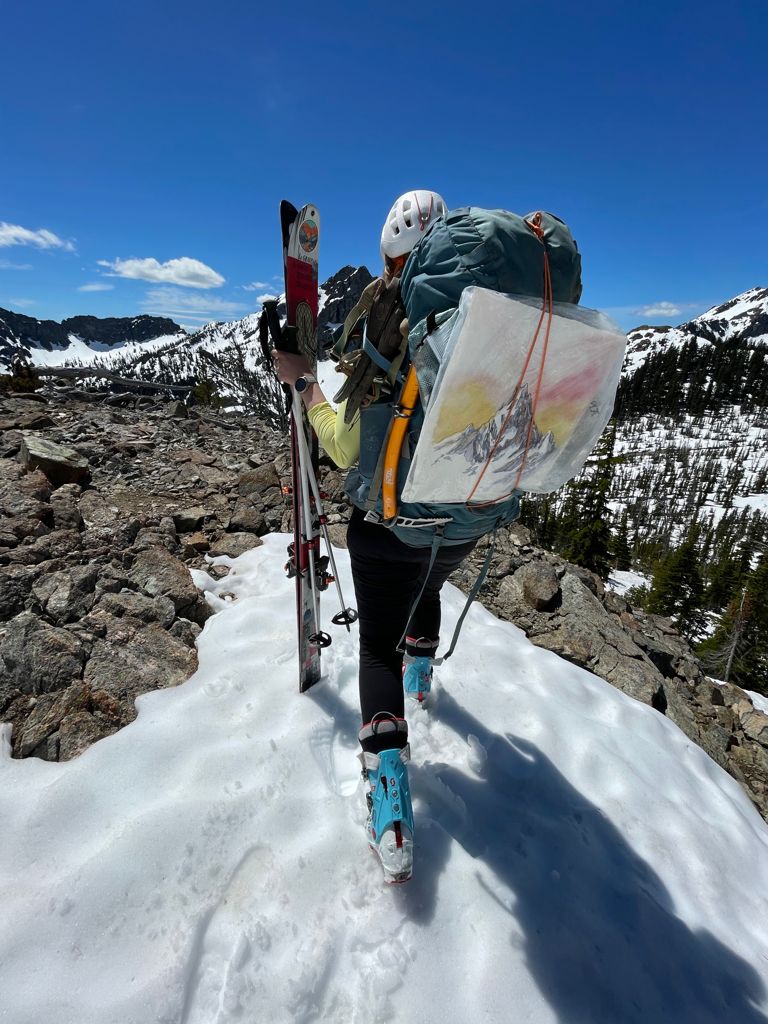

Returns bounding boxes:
[0,611,86,695]
[85,618,197,711]
[129,546,211,625]
[32,565,100,623]
[20,434,90,487]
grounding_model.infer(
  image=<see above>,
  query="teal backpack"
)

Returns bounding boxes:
[341,207,582,546]
[332,206,583,657]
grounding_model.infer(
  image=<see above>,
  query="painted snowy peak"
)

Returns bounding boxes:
[435,383,555,488]
[0,307,185,368]
[624,286,768,377]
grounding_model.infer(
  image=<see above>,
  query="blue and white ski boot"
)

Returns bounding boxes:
[403,637,438,703]
[403,656,433,702]
[359,746,414,883]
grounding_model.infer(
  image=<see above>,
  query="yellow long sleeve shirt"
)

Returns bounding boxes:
[307,399,360,470]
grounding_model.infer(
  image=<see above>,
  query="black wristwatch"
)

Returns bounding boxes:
[294,374,317,394]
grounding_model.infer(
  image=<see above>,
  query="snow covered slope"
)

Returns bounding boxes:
[611,286,768,548]
[2,537,767,1024]
[0,265,373,380]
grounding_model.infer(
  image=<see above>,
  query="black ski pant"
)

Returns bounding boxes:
[347,506,476,750]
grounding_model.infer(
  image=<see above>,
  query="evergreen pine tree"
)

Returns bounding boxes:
[560,422,616,577]
[731,555,768,696]
[613,511,632,571]
[646,524,705,638]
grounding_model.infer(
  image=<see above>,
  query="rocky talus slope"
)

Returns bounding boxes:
[1,385,766,819]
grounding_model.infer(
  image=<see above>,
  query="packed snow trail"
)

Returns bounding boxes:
[1,535,768,1024]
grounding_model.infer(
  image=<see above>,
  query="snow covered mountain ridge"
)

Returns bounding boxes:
[0,265,375,377]
[2,532,768,1023]
[624,285,768,376]
[5,278,764,383]
[0,307,185,369]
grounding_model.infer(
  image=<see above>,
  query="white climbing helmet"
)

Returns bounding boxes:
[380,189,447,259]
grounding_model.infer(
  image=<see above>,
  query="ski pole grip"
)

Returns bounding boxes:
[263,299,298,355]
[258,309,274,367]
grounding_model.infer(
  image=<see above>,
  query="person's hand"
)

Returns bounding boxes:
[271,350,312,386]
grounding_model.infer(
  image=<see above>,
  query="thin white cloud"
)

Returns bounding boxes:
[0,259,33,270]
[257,292,279,304]
[603,300,704,326]
[636,301,682,318]
[5,298,36,309]
[243,280,271,291]
[78,282,114,292]
[142,287,248,318]
[98,257,225,289]
[0,222,75,252]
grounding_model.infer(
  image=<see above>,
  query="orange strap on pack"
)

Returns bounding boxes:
[381,364,420,521]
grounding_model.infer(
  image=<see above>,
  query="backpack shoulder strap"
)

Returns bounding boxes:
[333,277,408,422]
[330,278,384,363]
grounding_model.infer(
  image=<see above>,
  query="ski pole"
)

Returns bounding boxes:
[293,422,357,631]
[290,396,326,646]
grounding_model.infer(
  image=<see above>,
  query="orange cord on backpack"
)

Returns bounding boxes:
[465,212,554,505]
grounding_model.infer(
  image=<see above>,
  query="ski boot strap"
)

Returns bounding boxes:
[404,635,440,665]
[358,712,408,751]
[357,743,411,773]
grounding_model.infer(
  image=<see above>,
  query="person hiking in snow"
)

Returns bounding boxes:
[272,189,469,882]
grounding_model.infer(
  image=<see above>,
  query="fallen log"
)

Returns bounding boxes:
[35,366,193,394]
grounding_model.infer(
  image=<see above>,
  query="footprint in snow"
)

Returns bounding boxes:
[180,846,274,1024]
[309,720,359,798]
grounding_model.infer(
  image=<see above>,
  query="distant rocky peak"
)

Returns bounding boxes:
[317,265,375,349]
[320,265,374,305]
[624,284,768,378]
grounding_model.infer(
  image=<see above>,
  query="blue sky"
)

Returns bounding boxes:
[1,0,766,332]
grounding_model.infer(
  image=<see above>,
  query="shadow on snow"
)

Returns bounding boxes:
[425,691,767,1024]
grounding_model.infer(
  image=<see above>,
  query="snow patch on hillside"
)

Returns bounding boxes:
[612,406,768,535]
[30,332,188,368]
[607,569,651,596]
[623,286,768,378]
